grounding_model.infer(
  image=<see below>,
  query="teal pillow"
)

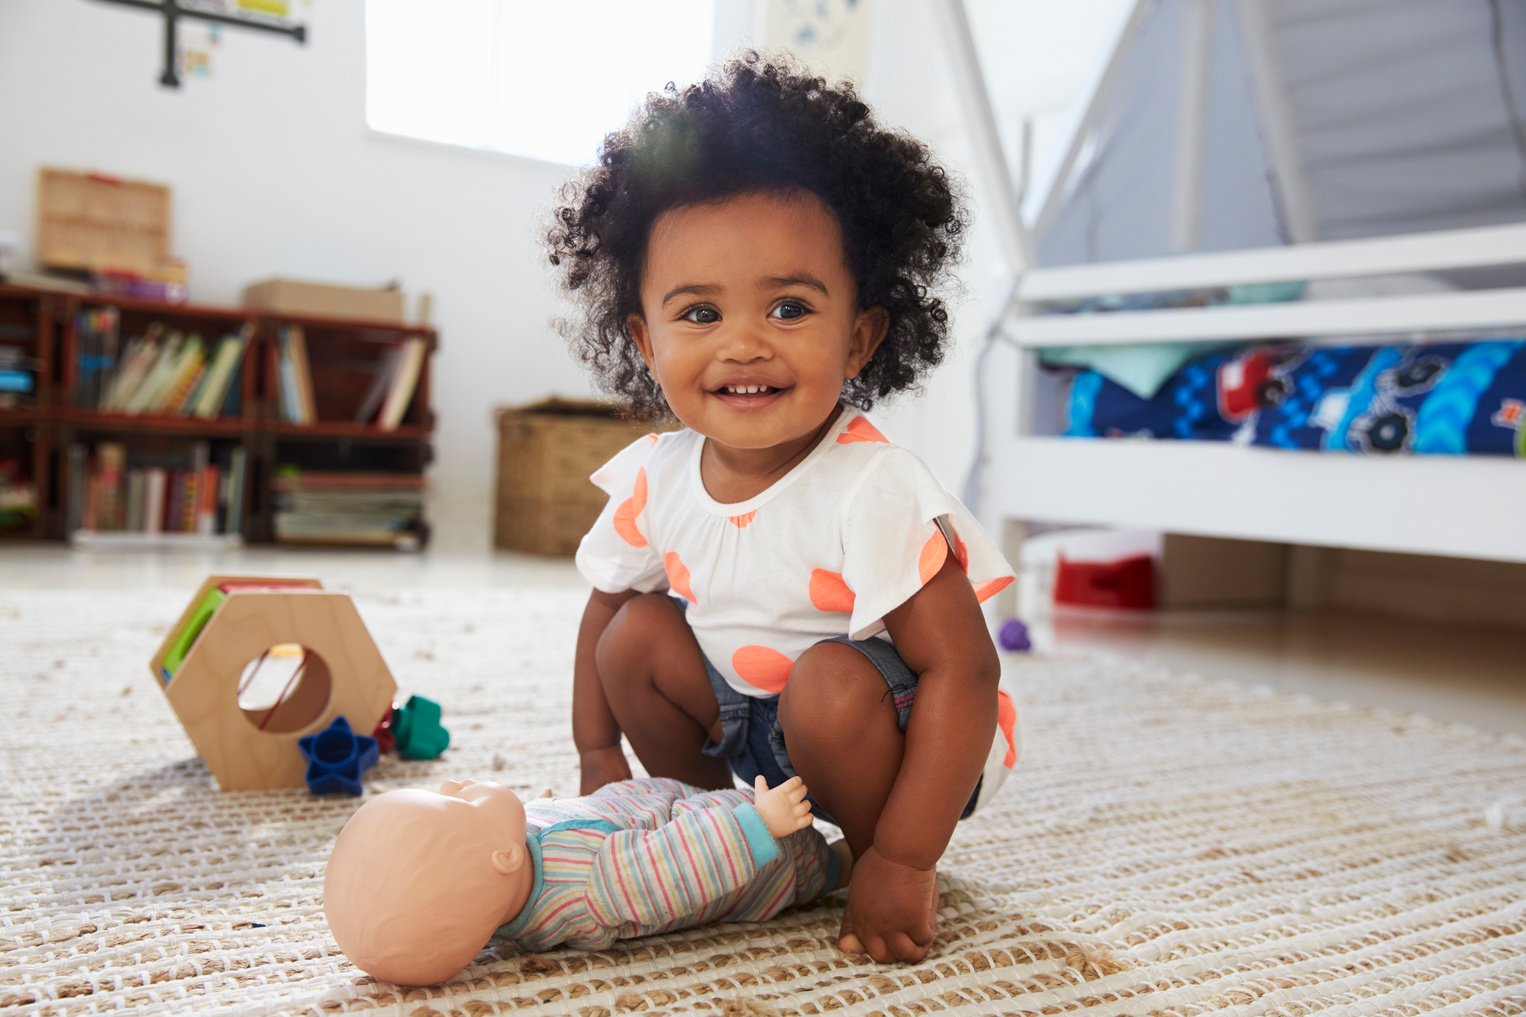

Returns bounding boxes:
[1038,281,1305,397]
[1039,342,1229,398]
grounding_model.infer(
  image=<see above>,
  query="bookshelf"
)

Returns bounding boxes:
[0,285,59,540]
[0,284,435,550]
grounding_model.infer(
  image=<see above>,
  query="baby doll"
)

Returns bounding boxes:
[545,53,1022,964]
[324,774,849,986]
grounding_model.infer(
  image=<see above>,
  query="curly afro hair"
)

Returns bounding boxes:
[545,51,969,420]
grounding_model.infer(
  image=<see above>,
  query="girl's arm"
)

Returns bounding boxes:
[877,555,999,864]
[840,556,999,962]
[574,587,641,794]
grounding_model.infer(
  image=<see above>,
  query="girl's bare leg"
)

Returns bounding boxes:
[595,593,734,790]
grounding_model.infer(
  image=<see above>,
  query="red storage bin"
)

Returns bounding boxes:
[1054,554,1157,610]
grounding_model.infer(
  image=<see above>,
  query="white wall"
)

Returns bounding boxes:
[0,0,1114,549]
[0,0,592,545]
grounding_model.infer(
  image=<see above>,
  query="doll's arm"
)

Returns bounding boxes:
[573,588,640,794]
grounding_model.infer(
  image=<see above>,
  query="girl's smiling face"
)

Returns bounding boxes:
[627,190,888,470]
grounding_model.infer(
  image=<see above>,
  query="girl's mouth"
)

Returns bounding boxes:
[711,384,788,407]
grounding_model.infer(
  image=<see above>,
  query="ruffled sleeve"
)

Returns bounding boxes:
[840,448,1015,640]
[574,434,668,594]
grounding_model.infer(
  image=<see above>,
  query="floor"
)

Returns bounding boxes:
[5,540,1525,736]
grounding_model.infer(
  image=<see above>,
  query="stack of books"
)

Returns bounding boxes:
[273,467,423,549]
[0,342,36,409]
[70,439,247,538]
[84,315,251,418]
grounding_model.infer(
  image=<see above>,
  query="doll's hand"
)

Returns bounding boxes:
[753,775,813,838]
[837,846,937,964]
[579,745,632,796]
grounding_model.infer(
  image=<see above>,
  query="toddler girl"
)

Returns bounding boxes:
[545,52,1020,965]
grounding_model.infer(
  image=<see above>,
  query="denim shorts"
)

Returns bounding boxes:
[675,600,982,825]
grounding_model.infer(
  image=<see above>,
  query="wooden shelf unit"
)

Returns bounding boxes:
[0,284,436,548]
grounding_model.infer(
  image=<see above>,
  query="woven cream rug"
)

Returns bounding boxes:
[4,586,1525,1017]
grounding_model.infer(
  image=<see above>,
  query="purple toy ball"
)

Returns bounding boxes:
[998,617,1031,652]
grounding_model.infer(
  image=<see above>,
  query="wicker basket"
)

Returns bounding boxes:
[36,167,172,276]
[493,398,670,556]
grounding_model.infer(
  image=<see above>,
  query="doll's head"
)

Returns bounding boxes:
[323,779,534,986]
[545,51,968,422]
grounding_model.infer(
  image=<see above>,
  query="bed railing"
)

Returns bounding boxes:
[974,223,1526,566]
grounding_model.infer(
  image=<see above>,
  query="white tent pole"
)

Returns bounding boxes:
[1033,0,1153,239]
[933,0,1034,273]
[1236,0,1318,242]
[1172,0,1214,252]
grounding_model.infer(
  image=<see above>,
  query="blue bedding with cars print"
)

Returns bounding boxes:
[1064,339,1526,457]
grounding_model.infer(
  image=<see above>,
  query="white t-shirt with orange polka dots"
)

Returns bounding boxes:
[575,407,1017,700]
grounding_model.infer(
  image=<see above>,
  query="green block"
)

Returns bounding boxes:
[161,588,227,682]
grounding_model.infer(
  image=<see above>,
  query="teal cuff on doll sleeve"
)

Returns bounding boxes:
[734,804,781,866]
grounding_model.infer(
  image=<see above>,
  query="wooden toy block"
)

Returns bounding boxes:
[150,575,398,791]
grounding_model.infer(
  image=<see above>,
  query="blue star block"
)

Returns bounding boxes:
[298,716,379,796]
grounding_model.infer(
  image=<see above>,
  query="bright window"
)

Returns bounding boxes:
[365,0,718,167]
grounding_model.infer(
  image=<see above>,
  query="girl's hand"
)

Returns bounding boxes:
[837,846,937,963]
[579,745,632,795]
[752,775,814,837]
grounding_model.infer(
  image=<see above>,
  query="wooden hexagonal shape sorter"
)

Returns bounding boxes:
[149,575,397,790]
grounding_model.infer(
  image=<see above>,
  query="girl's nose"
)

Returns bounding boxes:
[717,323,774,362]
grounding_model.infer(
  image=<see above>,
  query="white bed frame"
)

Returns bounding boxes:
[973,222,1526,572]
[930,2,1526,588]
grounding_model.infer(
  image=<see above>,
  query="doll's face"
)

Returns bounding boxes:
[627,189,888,465]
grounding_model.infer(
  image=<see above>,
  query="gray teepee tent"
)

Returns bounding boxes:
[948,0,1526,271]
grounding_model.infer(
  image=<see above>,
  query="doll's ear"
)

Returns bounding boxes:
[490,844,525,875]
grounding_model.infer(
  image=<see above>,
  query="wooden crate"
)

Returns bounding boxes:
[36,167,171,276]
[494,398,670,556]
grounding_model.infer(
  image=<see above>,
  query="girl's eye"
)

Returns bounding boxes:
[679,305,720,324]
[770,301,810,321]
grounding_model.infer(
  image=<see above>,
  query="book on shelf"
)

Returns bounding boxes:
[122,331,187,414]
[290,324,317,423]
[191,329,248,417]
[353,343,401,424]
[376,336,426,429]
[276,324,318,424]
[101,324,163,411]
[74,307,120,409]
[155,335,207,415]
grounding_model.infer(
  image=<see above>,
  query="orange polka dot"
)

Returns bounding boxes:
[732,645,794,694]
[837,416,888,444]
[917,530,949,585]
[973,575,1013,603]
[996,690,1019,768]
[612,468,648,548]
[808,569,855,613]
[644,432,660,444]
[663,551,696,603]
[729,511,757,529]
